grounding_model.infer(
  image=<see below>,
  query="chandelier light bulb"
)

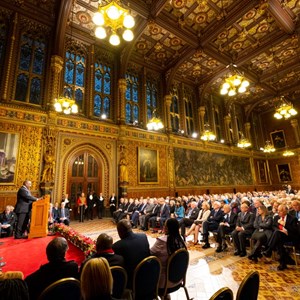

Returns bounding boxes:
[123,29,134,41]
[241,80,249,87]
[228,89,236,96]
[54,102,62,112]
[238,86,246,93]
[220,88,228,95]
[290,108,297,115]
[106,5,120,20]
[64,108,71,115]
[109,33,120,45]
[93,12,105,26]
[71,104,78,114]
[233,77,241,86]
[123,14,135,28]
[223,82,230,89]
[95,26,107,39]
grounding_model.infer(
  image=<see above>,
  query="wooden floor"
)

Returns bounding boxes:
[71,218,300,300]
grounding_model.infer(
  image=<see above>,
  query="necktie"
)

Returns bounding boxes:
[279,216,284,230]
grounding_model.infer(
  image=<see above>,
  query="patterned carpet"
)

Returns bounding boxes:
[71,218,300,300]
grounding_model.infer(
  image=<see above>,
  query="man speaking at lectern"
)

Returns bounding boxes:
[14,180,39,239]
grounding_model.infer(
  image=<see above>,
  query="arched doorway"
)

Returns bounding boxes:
[68,152,102,211]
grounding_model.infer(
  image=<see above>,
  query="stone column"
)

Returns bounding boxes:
[290,119,300,145]
[224,115,231,144]
[198,106,206,133]
[165,95,172,132]
[49,55,64,110]
[118,78,127,125]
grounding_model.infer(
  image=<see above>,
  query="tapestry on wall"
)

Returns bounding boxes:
[174,148,253,186]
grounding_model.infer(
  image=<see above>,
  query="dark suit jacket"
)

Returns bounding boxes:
[112,232,150,288]
[273,214,299,242]
[207,209,224,225]
[52,207,60,222]
[25,260,79,300]
[58,208,70,221]
[222,212,237,231]
[235,211,254,234]
[158,204,170,219]
[0,211,16,226]
[253,214,273,241]
[15,186,37,213]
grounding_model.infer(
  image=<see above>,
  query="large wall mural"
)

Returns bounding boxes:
[174,148,253,186]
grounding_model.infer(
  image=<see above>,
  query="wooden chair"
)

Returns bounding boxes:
[38,277,81,300]
[236,270,259,300]
[132,256,161,300]
[283,242,299,266]
[159,248,192,300]
[110,266,127,299]
[209,287,233,300]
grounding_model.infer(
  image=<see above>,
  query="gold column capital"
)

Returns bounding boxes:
[51,55,64,73]
[164,94,172,106]
[118,78,127,91]
[290,118,299,127]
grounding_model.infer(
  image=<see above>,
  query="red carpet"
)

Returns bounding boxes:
[0,234,85,277]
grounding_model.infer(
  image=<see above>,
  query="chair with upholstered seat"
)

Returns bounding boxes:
[236,270,259,300]
[209,287,233,300]
[110,266,127,299]
[38,277,81,300]
[132,256,161,300]
[159,248,192,300]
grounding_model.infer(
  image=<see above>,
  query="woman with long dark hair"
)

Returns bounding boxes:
[150,218,186,289]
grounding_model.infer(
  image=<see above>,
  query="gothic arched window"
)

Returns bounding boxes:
[146,79,158,121]
[94,62,111,118]
[170,90,180,133]
[15,32,46,104]
[125,73,139,124]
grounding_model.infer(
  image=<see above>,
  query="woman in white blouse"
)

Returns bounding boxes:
[185,201,211,245]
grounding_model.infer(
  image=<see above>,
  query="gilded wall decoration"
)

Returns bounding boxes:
[174,148,253,186]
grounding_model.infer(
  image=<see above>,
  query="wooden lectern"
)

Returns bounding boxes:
[28,195,50,238]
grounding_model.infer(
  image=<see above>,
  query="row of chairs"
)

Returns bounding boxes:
[209,270,259,300]
[38,248,191,300]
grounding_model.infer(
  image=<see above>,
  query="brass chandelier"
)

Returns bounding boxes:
[93,0,135,46]
[260,140,275,153]
[54,96,78,115]
[200,123,216,141]
[237,134,251,148]
[273,96,297,120]
[146,109,164,131]
[220,64,250,96]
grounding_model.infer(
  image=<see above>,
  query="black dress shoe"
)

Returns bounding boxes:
[222,243,228,251]
[286,256,296,265]
[234,250,240,256]
[248,254,258,262]
[239,252,247,257]
[202,243,210,249]
[277,264,287,271]
[262,249,272,258]
[215,246,223,253]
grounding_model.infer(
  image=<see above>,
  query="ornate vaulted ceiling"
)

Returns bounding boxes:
[72,0,300,114]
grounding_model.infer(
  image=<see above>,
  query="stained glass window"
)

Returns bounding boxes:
[146,79,158,121]
[183,87,195,135]
[64,49,86,110]
[170,86,180,132]
[93,61,111,118]
[15,32,46,104]
[125,73,139,124]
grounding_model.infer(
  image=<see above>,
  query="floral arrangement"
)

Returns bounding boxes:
[54,223,96,257]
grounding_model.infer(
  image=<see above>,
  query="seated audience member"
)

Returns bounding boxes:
[286,184,294,195]
[141,199,160,231]
[150,218,187,291]
[215,204,237,252]
[169,199,176,217]
[81,257,113,300]
[179,201,199,239]
[112,198,126,223]
[131,198,147,228]
[0,206,16,237]
[232,203,254,257]
[112,219,150,289]
[289,200,300,222]
[202,201,224,249]
[25,237,79,300]
[0,278,29,300]
[139,198,154,229]
[52,202,60,223]
[117,198,135,223]
[80,233,124,273]
[58,202,70,226]
[185,201,210,245]
[174,200,184,221]
[149,198,170,233]
[263,205,299,270]
[248,205,273,262]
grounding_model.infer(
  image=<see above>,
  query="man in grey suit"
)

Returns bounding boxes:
[231,203,254,257]
[14,180,39,239]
